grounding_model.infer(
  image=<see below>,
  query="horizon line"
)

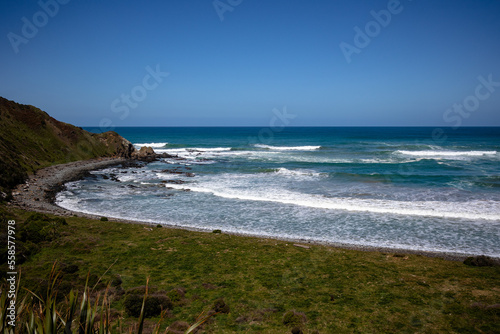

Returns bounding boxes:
[80,125,500,128]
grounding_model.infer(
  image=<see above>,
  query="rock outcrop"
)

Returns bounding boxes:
[132,146,156,162]
[0,96,136,198]
[96,131,136,159]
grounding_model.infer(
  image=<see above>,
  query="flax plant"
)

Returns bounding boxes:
[1,265,212,334]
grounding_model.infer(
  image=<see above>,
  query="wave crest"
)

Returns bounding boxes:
[396,150,497,159]
[134,142,168,148]
[254,144,321,151]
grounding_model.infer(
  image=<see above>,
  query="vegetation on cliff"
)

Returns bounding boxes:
[0,96,135,199]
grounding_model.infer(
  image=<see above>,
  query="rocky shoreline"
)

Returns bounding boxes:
[9,156,486,261]
[10,157,127,217]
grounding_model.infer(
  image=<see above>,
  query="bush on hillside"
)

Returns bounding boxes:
[124,292,173,318]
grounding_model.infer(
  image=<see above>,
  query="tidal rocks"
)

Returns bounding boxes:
[161,180,186,184]
[132,146,156,162]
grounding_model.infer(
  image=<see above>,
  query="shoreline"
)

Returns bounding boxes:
[10,157,127,216]
[10,157,487,262]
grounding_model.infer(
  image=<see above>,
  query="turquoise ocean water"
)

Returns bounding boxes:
[57,127,500,256]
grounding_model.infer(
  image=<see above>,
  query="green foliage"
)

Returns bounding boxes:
[19,213,67,244]
[167,288,185,303]
[0,96,133,195]
[123,294,143,318]
[0,266,209,333]
[464,255,499,267]
[100,217,108,221]
[282,310,306,327]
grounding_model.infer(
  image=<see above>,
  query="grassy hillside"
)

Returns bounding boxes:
[2,206,499,333]
[0,96,134,198]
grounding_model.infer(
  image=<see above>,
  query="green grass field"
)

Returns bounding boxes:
[3,207,500,333]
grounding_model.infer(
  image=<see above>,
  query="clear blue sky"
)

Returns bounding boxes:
[1,0,499,126]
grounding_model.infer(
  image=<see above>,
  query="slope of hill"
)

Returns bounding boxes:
[0,96,135,199]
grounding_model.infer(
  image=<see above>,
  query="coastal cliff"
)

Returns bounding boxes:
[0,96,135,199]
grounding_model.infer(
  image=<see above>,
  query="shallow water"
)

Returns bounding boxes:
[57,127,500,256]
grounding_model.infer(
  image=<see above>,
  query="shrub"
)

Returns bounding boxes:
[16,240,39,265]
[167,288,185,302]
[212,298,230,314]
[100,216,108,221]
[126,285,149,295]
[87,273,106,290]
[53,217,68,226]
[124,293,173,318]
[19,213,67,243]
[123,294,143,317]
[61,263,79,274]
[111,274,122,287]
[212,229,222,234]
[464,255,499,267]
[282,310,307,327]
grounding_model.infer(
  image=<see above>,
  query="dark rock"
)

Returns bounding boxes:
[132,146,157,162]
[159,152,181,159]
[161,179,185,184]
[160,169,184,174]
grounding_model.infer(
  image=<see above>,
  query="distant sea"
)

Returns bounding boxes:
[57,127,500,257]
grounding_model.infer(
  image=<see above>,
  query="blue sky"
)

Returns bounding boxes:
[1,0,499,126]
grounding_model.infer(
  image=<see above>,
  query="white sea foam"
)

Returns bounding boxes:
[134,142,168,148]
[254,144,321,151]
[155,172,180,180]
[165,179,500,221]
[155,147,254,163]
[396,150,498,159]
[187,147,232,152]
[157,147,231,155]
[274,168,323,178]
[117,174,138,182]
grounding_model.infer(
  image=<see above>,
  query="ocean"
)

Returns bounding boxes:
[56,127,500,257]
